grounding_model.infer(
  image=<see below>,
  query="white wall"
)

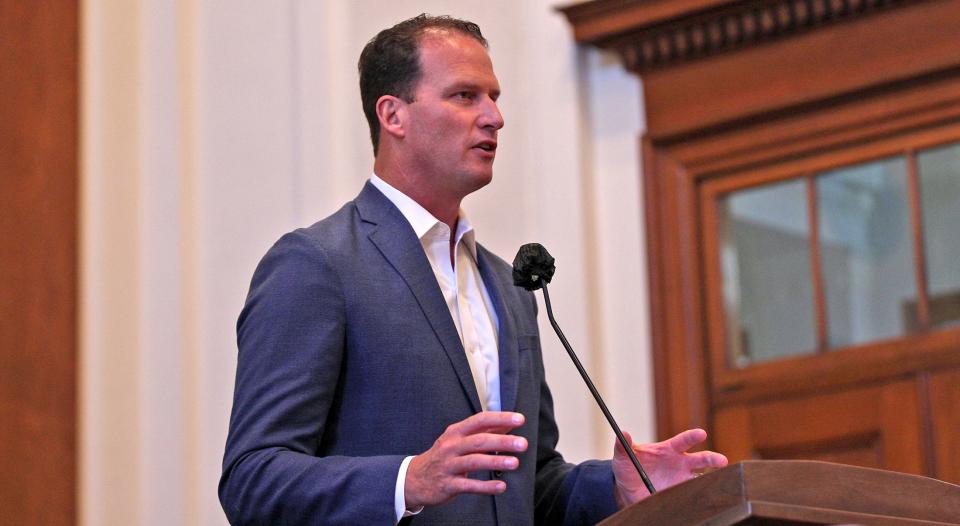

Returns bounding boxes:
[81,1,648,524]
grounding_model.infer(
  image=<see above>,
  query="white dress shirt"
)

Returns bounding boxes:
[369,175,502,523]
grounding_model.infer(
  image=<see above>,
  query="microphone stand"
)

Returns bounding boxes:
[540,281,657,496]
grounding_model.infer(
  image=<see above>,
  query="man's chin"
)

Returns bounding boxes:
[469,173,494,193]
[455,168,494,195]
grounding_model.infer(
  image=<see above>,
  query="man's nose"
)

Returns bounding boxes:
[480,98,504,130]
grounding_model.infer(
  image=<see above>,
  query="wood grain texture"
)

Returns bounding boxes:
[0,0,78,523]
[642,0,960,139]
[600,460,960,526]
[713,379,928,475]
[643,140,712,438]
[558,0,733,45]
[560,0,915,73]
[929,369,960,483]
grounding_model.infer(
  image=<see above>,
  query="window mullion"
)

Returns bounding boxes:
[807,173,828,352]
[906,148,931,331]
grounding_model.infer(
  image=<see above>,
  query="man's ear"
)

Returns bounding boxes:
[376,95,407,141]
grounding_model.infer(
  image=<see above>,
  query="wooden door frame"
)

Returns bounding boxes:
[0,1,79,522]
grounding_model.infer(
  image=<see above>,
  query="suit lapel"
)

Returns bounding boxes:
[477,245,520,414]
[355,183,483,413]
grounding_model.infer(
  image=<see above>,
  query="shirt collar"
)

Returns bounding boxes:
[369,174,477,259]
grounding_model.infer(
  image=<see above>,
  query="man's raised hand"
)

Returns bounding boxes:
[612,429,728,508]
[404,411,528,509]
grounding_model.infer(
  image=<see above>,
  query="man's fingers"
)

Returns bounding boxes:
[665,428,707,453]
[451,411,525,436]
[449,453,520,474]
[685,450,728,469]
[406,414,527,509]
[452,477,508,496]
[456,432,527,455]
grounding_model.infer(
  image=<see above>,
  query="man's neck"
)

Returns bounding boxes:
[374,166,461,231]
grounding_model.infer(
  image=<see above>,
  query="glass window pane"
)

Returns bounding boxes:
[720,180,816,367]
[918,142,960,328]
[817,157,916,347]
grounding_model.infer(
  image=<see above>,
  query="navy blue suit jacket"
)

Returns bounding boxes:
[220,182,618,525]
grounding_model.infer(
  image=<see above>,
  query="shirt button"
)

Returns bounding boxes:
[493,470,503,479]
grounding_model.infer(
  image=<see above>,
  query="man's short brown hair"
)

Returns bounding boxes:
[358,14,487,155]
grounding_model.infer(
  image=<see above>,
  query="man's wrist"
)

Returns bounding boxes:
[394,456,423,522]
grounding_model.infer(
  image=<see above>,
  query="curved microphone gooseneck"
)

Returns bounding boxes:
[512,243,656,496]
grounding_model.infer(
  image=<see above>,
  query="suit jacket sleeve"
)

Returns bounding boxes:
[219,231,404,525]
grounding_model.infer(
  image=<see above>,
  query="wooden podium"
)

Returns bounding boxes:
[600,461,960,526]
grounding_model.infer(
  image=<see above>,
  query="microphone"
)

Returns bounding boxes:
[513,243,656,496]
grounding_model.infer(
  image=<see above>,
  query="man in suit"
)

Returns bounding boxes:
[219,14,726,525]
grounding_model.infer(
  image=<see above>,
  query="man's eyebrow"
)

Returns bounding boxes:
[447,82,500,95]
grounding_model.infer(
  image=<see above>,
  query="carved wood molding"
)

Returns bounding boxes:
[560,0,918,72]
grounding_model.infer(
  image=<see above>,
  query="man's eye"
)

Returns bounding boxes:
[454,92,474,101]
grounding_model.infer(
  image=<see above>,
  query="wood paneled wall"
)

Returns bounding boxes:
[561,0,960,484]
[0,1,78,523]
